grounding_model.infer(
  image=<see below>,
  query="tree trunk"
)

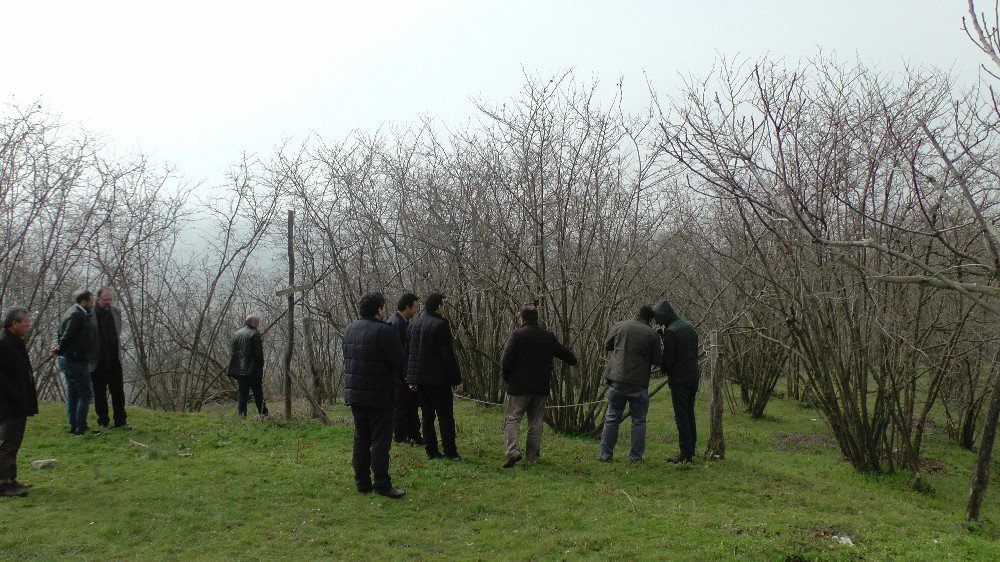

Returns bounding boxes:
[284,209,295,420]
[966,368,1000,520]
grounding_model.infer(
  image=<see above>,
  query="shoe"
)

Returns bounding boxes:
[0,484,28,497]
[113,424,133,430]
[444,454,462,461]
[12,481,32,489]
[426,452,444,460]
[666,454,691,464]
[375,488,406,499]
[98,423,110,429]
[357,487,373,495]
[502,453,522,469]
[408,437,425,446]
[597,456,612,463]
[253,414,268,421]
[629,458,644,464]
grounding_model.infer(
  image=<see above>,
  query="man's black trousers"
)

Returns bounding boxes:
[670,380,699,460]
[236,376,268,416]
[417,385,457,457]
[350,405,393,492]
[393,385,421,442]
[92,363,127,427]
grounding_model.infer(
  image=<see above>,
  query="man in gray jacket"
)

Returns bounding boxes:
[226,315,268,418]
[90,287,129,429]
[598,305,661,462]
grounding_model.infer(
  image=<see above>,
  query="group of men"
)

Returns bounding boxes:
[1,286,699,501]
[0,287,129,497]
[341,291,700,500]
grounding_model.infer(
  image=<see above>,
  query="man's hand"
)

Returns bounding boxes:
[408,384,418,392]
[453,383,463,394]
[49,344,58,355]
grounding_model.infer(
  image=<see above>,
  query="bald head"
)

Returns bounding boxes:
[245,315,260,329]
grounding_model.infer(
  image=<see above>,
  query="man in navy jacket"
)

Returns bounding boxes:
[343,292,407,498]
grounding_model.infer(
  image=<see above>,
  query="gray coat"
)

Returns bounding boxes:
[227,325,264,379]
[603,318,662,388]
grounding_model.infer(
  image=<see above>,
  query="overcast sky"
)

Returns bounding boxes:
[2,1,988,186]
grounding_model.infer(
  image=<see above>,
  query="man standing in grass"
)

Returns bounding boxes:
[499,304,577,468]
[90,286,129,429]
[389,293,423,446]
[406,293,463,461]
[0,307,37,498]
[653,299,700,464]
[226,315,268,419]
[343,292,408,499]
[52,290,99,436]
[598,305,661,463]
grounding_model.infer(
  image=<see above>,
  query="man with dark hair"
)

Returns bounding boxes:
[598,305,661,462]
[389,293,422,445]
[406,292,464,460]
[226,315,268,418]
[499,304,577,468]
[343,292,408,498]
[653,298,700,463]
[51,290,99,436]
[0,307,37,497]
[90,286,129,429]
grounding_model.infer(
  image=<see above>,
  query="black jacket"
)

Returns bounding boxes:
[654,301,700,385]
[387,312,409,384]
[405,312,462,386]
[226,325,264,379]
[56,304,97,364]
[500,323,577,396]
[342,317,407,408]
[0,329,38,417]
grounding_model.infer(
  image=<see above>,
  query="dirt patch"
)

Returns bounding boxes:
[771,431,833,451]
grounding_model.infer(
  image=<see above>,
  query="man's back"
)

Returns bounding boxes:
[343,317,406,407]
[501,324,577,396]
[405,312,461,386]
[604,318,661,387]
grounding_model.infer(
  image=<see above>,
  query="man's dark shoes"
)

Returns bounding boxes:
[114,424,133,430]
[444,454,462,461]
[375,487,406,499]
[408,437,425,446]
[426,451,444,460]
[502,453,522,469]
[0,483,28,497]
[357,486,373,495]
[666,454,691,464]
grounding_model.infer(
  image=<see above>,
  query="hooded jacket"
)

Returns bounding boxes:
[653,299,700,385]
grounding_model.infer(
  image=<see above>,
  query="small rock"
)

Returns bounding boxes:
[32,459,58,469]
[834,535,855,547]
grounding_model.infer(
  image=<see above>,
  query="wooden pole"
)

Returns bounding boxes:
[705,330,725,460]
[284,209,294,420]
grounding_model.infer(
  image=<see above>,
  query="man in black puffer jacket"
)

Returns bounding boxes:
[405,293,463,460]
[653,298,700,463]
[499,305,576,468]
[343,292,407,498]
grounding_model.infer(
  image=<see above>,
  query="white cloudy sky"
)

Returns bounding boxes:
[2,1,989,185]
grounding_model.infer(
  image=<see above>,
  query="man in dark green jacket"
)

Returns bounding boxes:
[0,307,37,497]
[653,298,700,463]
[598,306,661,462]
[51,290,99,436]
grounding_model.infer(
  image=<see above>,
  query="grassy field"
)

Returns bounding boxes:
[1,392,997,560]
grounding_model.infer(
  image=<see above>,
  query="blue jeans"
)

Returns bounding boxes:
[58,357,93,433]
[599,381,650,461]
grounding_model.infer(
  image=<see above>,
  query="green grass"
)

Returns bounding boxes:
[1,393,997,560]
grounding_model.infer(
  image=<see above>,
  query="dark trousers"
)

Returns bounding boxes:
[92,363,127,427]
[351,405,393,491]
[236,377,267,416]
[417,385,457,457]
[670,380,699,460]
[0,416,27,484]
[393,385,422,442]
